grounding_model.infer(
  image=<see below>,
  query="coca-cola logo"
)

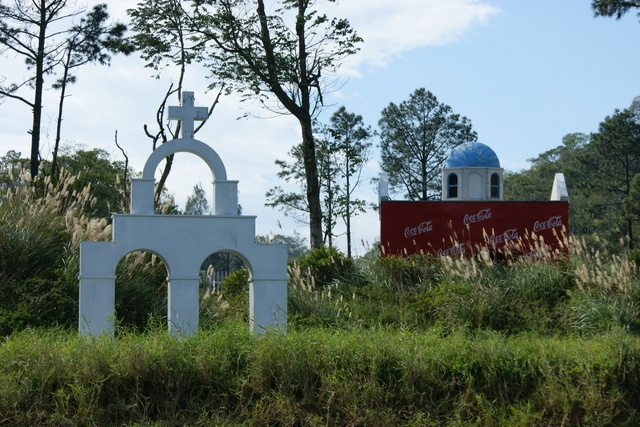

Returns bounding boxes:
[436,243,466,257]
[404,220,433,238]
[488,228,519,244]
[532,216,563,233]
[463,208,492,226]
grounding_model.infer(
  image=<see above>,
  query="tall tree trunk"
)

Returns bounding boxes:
[325,174,333,247]
[301,119,323,249]
[52,46,72,180]
[295,0,322,249]
[345,154,352,258]
[30,0,47,178]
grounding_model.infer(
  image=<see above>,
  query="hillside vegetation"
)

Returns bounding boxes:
[3,167,640,425]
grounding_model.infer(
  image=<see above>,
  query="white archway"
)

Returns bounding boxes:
[79,92,287,336]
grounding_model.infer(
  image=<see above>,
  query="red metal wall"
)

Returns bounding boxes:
[380,201,569,258]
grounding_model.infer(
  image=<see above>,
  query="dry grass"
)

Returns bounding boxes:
[0,167,112,333]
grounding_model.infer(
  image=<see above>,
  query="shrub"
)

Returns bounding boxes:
[200,268,251,327]
[367,254,440,294]
[292,245,356,289]
[220,268,250,312]
[1,328,639,425]
[115,251,168,332]
[287,247,361,328]
[0,169,111,334]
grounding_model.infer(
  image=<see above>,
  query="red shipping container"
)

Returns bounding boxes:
[380,201,569,258]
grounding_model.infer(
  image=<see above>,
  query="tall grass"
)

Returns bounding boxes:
[0,168,111,334]
[283,232,640,337]
[1,326,639,425]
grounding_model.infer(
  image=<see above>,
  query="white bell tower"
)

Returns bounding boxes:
[442,142,504,201]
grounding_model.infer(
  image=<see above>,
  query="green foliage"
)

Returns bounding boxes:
[127,0,203,74]
[184,182,210,215]
[504,133,598,238]
[570,293,640,334]
[0,150,28,190]
[287,246,365,328]
[368,254,440,293]
[53,147,131,218]
[432,262,574,334]
[2,327,640,425]
[584,101,640,248]
[0,169,111,335]
[293,246,356,289]
[199,266,251,327]
[1,148,131,219]
[115,252,168,332]
[504,133,588,202]
[379,88,477,201]
[191,0,363,106]
[220,268,250,313]
[267,106,372,252]
[506,97,640,249]
[592,0,640,20]
[256,233,309,260]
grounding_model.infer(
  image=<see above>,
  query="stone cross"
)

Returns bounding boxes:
[168,91,208,139]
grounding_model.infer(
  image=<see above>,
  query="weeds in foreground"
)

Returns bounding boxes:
[1,326,639,426]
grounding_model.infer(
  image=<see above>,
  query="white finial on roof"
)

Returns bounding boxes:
[379,173,389,202]
[550,173,569,201]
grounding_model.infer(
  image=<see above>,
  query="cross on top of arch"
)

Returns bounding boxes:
[168,91,208,139]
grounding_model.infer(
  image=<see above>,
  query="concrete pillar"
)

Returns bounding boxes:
[213,180,239,215]
[250,278,287,334]
[131,178,155,215]
[79,276,116,336]
[167,277,200,336]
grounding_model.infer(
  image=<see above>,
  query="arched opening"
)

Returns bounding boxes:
[491,173,500,199]
[199,250,251,327]
[115,250,169,332]
[469,173,482,199]
[154,152,213,214]
[447,173,458,198]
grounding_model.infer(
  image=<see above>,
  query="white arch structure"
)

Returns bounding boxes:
[79,93,287,336]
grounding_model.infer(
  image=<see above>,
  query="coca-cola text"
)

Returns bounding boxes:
[436,243,466,257]
[533,216,562,233]
[404,220,433,238]
[463,208,492,226]
[487,228,519,244]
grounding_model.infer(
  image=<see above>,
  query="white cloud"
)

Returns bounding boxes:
[332,0,502,68]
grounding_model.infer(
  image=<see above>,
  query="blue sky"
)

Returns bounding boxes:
[1,0,639,255]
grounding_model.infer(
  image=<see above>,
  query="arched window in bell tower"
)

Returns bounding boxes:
[490,173,500,199]
[447,173,458,198]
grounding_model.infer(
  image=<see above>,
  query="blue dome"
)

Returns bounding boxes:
[445,142,500,168]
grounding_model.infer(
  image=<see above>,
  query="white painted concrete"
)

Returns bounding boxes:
[79,92,287,337]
